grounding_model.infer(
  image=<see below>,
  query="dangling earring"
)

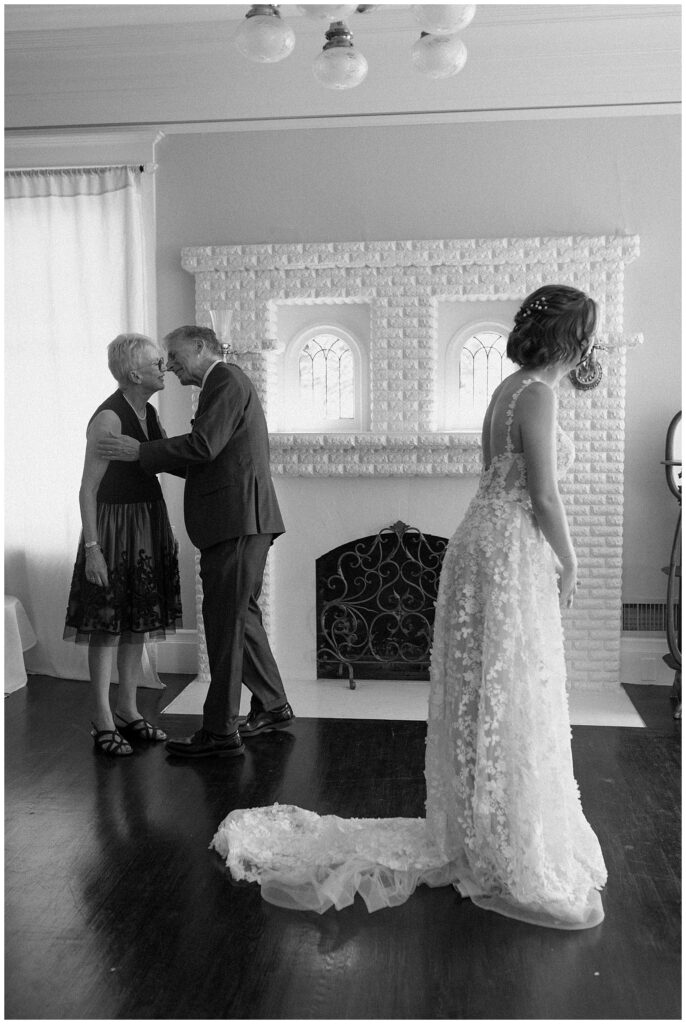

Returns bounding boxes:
[569,346,603,390]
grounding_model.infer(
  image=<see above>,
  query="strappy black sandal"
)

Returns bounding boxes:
[114,713,167,743]
[91,724,133,757]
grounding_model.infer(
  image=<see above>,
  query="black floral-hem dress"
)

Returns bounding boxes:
[64,390,182,647]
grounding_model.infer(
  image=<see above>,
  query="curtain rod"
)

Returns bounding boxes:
[5,163,157,174]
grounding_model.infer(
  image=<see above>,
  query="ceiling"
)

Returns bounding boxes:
[5,4,681,133]
[5,4,662,31]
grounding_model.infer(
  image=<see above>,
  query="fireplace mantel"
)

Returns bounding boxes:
[269,432,483,476]
[183,233,640,691]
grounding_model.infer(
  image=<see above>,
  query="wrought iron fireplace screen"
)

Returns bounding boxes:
[316,520,448,688]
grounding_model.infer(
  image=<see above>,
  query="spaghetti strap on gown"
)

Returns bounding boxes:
[211,379,607,929]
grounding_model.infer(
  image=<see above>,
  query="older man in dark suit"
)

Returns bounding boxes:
[97,325,293,758]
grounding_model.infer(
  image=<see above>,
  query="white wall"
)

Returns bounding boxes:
[154,114,681,637]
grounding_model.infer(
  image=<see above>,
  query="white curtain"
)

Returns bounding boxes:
[5,166,161,684]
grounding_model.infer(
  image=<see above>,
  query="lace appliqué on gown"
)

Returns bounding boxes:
[211,804,457,914]
[212,380,607,929]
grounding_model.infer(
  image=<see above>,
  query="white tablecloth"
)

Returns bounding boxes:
[5,595,36,693]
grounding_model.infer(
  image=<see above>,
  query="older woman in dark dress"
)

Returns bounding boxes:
[64,333,182,756]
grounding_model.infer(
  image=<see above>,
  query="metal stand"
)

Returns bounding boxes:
[661,411,681,720]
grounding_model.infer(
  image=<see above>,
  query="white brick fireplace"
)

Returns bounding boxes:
[182,235,639,692]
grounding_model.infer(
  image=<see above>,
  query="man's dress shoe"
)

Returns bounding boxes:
[165,728,245,758]
[239,703,295,738]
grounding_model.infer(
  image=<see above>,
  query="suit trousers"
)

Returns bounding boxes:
[199,533,287,735]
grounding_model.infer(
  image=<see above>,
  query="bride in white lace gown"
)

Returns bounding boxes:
[211,285,607,930]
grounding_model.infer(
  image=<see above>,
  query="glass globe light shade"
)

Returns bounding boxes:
[313,45,368,89]
[209,308,233,346]
[411,33,468,79]
[235,10,295,63]
[410,4,476,35]
[297,4,357,19]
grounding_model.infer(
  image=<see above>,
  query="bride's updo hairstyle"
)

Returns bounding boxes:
[507,285,597,369]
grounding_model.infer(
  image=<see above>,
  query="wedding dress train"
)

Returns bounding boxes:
[211,380,607,929]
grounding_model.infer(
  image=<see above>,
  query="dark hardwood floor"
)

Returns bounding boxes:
[5,675,681,1020]
[623,681,682,732]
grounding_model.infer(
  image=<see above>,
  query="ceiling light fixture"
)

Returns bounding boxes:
[234,4,296,63]
[313,20,368,90]
[234,4,476,88]
[298,4,358,19]
[411,31,468,79]
[410,4,476,35]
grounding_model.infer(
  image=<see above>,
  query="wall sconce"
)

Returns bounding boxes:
[209,308,233,361]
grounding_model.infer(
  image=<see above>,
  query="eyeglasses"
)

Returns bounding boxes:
[140,358,167,372]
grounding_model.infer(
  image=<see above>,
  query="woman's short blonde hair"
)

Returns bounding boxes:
[107,333,155,386]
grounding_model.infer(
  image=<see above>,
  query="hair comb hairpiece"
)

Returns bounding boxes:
[518,296,549,319]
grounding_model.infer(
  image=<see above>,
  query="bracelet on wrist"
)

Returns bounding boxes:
[85,541,100,550]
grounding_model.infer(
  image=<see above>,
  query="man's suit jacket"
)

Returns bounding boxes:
[139,362,284,550]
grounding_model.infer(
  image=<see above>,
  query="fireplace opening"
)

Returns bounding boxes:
[316,520,448,689]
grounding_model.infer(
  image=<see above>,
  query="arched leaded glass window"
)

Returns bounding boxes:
[444,323,518,429]
[299,333,354,421]
[281,324,367,431]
